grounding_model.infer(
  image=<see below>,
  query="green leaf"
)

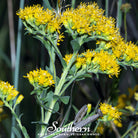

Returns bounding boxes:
[75,73,91,81]
[12,127,22,138]
[72,105,79,114]
[130,66,133,71]
[30,89,42,95]
[70,39,81,52]
[53,95,59,101]
[53,102,59,113]
[19,113,23,120]
[22,127,29,138]
[31,121,48,126]
[75,77,85,81]
[44,91,54,103]
[59,96,70,104]
[121,64,127,70]
[82,73,92,78]
[43,0,53,10]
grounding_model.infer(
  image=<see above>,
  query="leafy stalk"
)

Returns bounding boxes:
[4,101,29,138]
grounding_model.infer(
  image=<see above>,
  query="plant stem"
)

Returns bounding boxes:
[5,102,29,138]
[124,12,127,42]
[40,51,79,137]
[116,0,122,29]
[39,99,57,137]
[93,120,100,133]
[55,53,77,95]
[11,0,24,138]
[105,0,109,17]
[48,48,57,86]
[121,122,138,138]
[59,70,85,96]
[71,0,76,9]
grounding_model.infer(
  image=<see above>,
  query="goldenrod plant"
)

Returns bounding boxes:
[0,81,29,138]
[15,1,138,137]
[1,0,138,138]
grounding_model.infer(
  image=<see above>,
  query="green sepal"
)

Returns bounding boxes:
[119,62,127,70]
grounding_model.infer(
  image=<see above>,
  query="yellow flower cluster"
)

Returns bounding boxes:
[97,103,122,134]
[17,5,62,34]
[61,2,120,40]
[117,85,138,109]
[63,54,73,64]
[134,92,138,101]
[61,2,104,35]
[96,123,104,134]
[93,50,120,77]
[17,5,64,45]
[116,94,127,109]
[97,31,138,64]
[125,105,135,112]
[64,49,120,77]
[99,103,122,121]
[61,3,138,66]
[17,3,138,62]
[17,5,54,25]
[25,68,55,88]
[0,81,24,104]
[125,41,138,62]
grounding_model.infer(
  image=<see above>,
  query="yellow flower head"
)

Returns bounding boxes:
[0,100,3,106]
[96,123,104,134]
[0,107,3,114]
[24,68,55,88]
[116,94,127,109]
[17,5,62,34]
[99,103,122,121]
[15,94,24,105]
[125,41,138,62]
[61,2,104,35]
[17,5,54,24]
[134,92,138,101]
[87,104,92,114]
[113,119,122,127]
[125,105,135,112]
[0,81,19,102]
[63,54,73,64]
[82,49,95,65]
[92,50,120,77]
[75,56,86,69]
